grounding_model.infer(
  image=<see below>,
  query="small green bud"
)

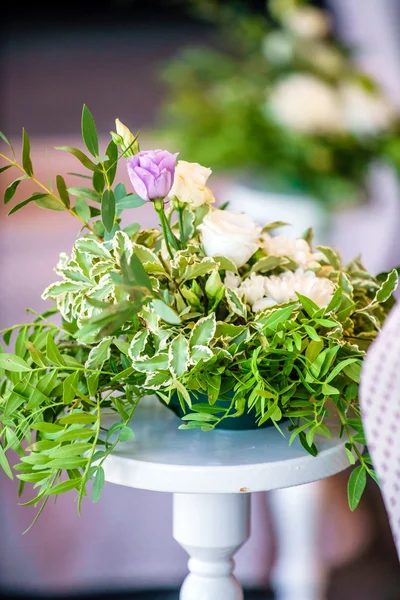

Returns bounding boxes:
[205,270,223,299]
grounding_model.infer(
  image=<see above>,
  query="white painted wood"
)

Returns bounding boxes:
[269,482,327,600]
[103,402,354,494]
[173,493,250,600]
[103,401,359,599]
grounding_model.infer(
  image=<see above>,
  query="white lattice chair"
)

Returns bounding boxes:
[360,303,400,559]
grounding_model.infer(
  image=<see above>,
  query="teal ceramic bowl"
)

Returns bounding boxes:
[163,392,286,431]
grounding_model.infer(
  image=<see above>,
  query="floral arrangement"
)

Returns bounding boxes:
[160,0,400,205]
[0,107,398,525]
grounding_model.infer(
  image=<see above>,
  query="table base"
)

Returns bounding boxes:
[173,493,251,600]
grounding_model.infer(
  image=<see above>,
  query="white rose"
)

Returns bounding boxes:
[262,233,323,268]
[198,209,261,268]
[283,6,331,39]
[169,160,215,207]
[268,74,342,134]
[340,82,396,135]
[238,273,266,306]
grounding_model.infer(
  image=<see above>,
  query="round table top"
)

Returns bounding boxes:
[103,401,353,494]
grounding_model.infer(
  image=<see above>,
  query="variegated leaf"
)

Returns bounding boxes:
[85,337,112,369]
[190,345,213,363]
[189,313,216,349]
[128,330,149,360]
[225,288,247,318]
[169,334,189,377]
[113,230,133,266]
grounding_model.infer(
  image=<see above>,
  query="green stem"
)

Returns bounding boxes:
[178,207,185,248]
[154,204,174,259]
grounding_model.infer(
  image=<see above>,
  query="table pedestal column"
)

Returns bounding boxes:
[173,493,251,600]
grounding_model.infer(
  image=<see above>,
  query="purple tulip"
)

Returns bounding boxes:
[126,149,178,201]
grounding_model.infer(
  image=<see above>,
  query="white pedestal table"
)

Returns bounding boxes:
[103,403,354,600]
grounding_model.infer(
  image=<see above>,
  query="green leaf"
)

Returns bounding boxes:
[74,197,91,222]
[49,443,93,458]
[190,345,213,362]
[326,358,361,383]
[49,478,81,495]
[0,353,30,372]
[56,175,70,208]
[34,194,66,211]
[30,422,64,433]
[189,313,216,348]
[343,362,362,383]
[56,146,98,171]
[118,426,134,442]
[225,288,247,318]
[347,465,367,511]
[258,305,295,332]
[0,165,12,174]
[48,457,87,469]
[296,293,319,318]
[4,176,28,204]
[62,371,80,404]
[101,189,115,233]
[0,445,13,479]
[316,245,341,269]
[81,105,99,157]
[92,466,105,503]
[85,337,112,370]
[130,253,153,292]
[22,128,34,176]
[169,334,189,377]
[104,140,118,186]
[17,472,52,483]
[46,333,66,366]
[251,256,289,274]
[57,429,94,443]
[304,325,321,342]
[116,193,146,211]
[305,339,324,363]
[374,269,398,304]
[123,223,140,237]
[213,256,238,273]
[152,299,181,325]
[68,187,101,202]
[132,352,169,372]
[321,383,340,396]
[183,258,216,281]
[58,413,97,425]
[0,131,12,146]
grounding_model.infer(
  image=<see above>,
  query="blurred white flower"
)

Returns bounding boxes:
[309,44,345,77]
[252,269,335,312]
[262,32,294,65]
[262,233,323,268]
[283,6,331,39]
[199,209,261,268]
[268,74,342,134]
[340,82,396,135]
[169,160,215,207]
[238,272,266,306]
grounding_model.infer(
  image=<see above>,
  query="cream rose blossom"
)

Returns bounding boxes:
[340,82,396,135]
[268,74,342,134]
[252,269,335,312]
[199,209,261,268]
[283,6,331,39]
[237,272,266,306]
[169,160,215,207]
[262,233,323,268]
